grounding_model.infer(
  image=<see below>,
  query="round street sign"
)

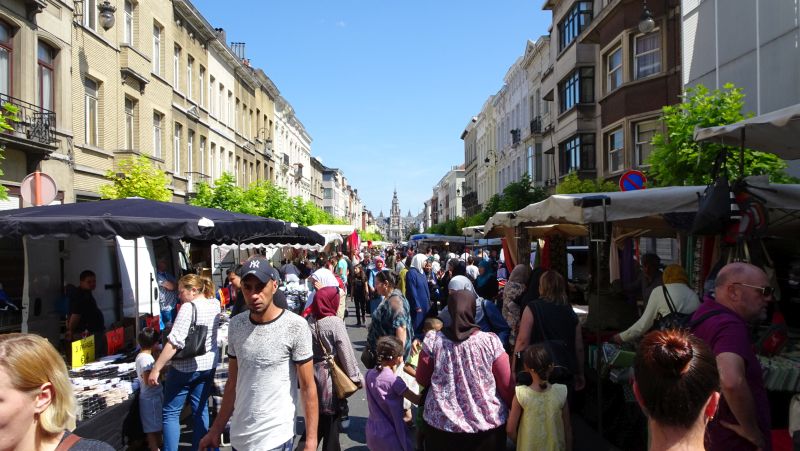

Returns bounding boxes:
[20,171,58,206]
[619,170,647,191]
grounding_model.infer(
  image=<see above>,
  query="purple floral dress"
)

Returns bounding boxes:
[422,330,508,432]
[365,366,413,451]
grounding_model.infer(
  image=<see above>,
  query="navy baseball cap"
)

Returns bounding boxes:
[240,257,278,283]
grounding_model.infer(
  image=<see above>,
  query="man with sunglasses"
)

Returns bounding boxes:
[691,262,773,451]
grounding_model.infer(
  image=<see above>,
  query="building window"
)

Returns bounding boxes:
[84,78,99,146]
[123,1,133,45]
[124,97,135,149]
[324,188,333,199]
[634,30,661,79]
[152,112,162,158]
[198,66,205,107]
[209,142,216,180]
[607,128,624,173]
[173,123,181,174]
[199,136,206,175]
[559,133,595,174]
[152,25,161,75]
[186,56,193,100]
[173,45,180,89]
[635,119,660,166]
[187,130,194,176]
[0,21,11,96]
[218,84,224,121]
[83,0,97,30]
[38,41,55,112]
[208,76,215,115]
[606,47,622,92]
[228,91,233,126]
[534,143,543,182]
[558,1,593,52]
[558,67,593,113]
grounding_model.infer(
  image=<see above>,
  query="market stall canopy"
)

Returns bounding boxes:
[408,233,476,245]
[525,224,589,238]
[307,224,358,236]
[484,179,800,237]
[461,225,485,238]
[693,103,800,160]
[0,198,325,245]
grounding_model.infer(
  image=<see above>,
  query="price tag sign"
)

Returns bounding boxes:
[106,327,124,355]
[71,335,95,369]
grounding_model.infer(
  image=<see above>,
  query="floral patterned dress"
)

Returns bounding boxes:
[421,330,508,433]
[367,289,412,358]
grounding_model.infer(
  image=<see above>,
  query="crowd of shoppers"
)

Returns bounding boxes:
[2,242,781,451]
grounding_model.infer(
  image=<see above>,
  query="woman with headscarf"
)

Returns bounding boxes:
[514,270,585,395]
[502,264,531,347]
[405,254,431,336]
[307,281,362,451]
[304,267,342,317]
[415,289,514,450]
[439,276,511,346]
[612,264,700,344]
[475,259,499,301]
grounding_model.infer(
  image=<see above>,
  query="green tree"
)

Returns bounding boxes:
[0,103,21,200]
[648,83,793,186]
[360,231,384,242]
[191,174,345,225]
[99,155,172,201]
[556,171,619,194]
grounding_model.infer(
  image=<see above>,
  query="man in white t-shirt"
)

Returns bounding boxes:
[199,257,318,451]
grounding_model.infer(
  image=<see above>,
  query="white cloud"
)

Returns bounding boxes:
[336,20,347,28]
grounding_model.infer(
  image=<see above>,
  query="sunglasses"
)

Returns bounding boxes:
[733,282,775,297]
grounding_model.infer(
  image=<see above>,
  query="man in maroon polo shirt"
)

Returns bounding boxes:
[691,262,773,451]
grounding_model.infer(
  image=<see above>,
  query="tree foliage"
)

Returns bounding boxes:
[359,231,384,242]
[99,155,172,201]
[428,174,548,235]
[648,83,793,186]
[0,103,21,200]
[555,171,619,194]
[190,173,346,226]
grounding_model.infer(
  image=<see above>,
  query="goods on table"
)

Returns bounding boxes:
[70,354,136,421]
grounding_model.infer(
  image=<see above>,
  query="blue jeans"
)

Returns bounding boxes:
[162,367,213,451]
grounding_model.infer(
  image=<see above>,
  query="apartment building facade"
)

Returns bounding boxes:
[0,0,72,207]
[475,95,497,209]
[460,117,478,216]
[521,36,554,187]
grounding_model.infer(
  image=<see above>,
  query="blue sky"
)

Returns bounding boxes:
[192,0,551,217]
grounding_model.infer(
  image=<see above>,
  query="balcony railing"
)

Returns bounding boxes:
[0,93,57,145]
[530,116,542,134]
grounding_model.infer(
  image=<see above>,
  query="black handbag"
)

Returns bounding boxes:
[653,285,691,331]
[691,151,732,235]
[173,302,208,360]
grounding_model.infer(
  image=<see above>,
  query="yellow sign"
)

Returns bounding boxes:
[71,335,95,369]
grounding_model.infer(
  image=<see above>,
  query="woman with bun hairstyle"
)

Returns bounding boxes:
[633,329,720,451]
[147,274,221,451]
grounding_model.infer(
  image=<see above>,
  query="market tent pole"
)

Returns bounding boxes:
[134,237,140,337]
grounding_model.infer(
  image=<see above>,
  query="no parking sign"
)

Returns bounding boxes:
[619,170,647,191]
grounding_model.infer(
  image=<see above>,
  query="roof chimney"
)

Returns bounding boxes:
[214,27,226,44]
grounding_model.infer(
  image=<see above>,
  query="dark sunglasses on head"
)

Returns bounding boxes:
[733,282,774,297]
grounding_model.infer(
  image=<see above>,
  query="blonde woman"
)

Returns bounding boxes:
[147,274,221,451]
[0,333,113,450]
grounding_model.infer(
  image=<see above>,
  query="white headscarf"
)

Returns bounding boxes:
[311,268,339,288]
[442,275,486,325]
[410,253,427,273]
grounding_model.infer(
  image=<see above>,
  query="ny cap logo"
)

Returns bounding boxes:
[249,260,260,269]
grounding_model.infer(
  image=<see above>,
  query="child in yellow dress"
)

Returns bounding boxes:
[506,343,572,451]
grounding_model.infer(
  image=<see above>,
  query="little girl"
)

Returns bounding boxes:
[366,336,421,451]
[507,343,572,451]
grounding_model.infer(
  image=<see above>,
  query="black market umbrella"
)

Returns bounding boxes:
[0,198,325,246]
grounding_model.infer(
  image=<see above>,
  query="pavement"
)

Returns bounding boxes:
[179,299,619,451]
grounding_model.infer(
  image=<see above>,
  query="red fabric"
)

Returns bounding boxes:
[501,238,515,273]
[415,349,433,387]
[310,286,340,318]
[771,430,792,451]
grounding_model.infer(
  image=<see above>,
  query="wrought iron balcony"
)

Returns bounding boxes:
[530,116,542,134]
[0,93,57,146]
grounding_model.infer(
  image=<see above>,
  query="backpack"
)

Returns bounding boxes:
[652,285,693,331]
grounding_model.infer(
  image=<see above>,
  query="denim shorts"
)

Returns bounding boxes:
[139,392,164,433]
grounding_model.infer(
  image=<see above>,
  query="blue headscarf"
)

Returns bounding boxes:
[475,259,495,288]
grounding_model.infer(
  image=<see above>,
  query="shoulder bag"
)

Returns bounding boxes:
[173,302,208,360]
[55,432,82,451]
[314,323,359,399]
[653,285,692,331]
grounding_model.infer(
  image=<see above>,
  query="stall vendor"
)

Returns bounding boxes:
[66,270,105,342]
